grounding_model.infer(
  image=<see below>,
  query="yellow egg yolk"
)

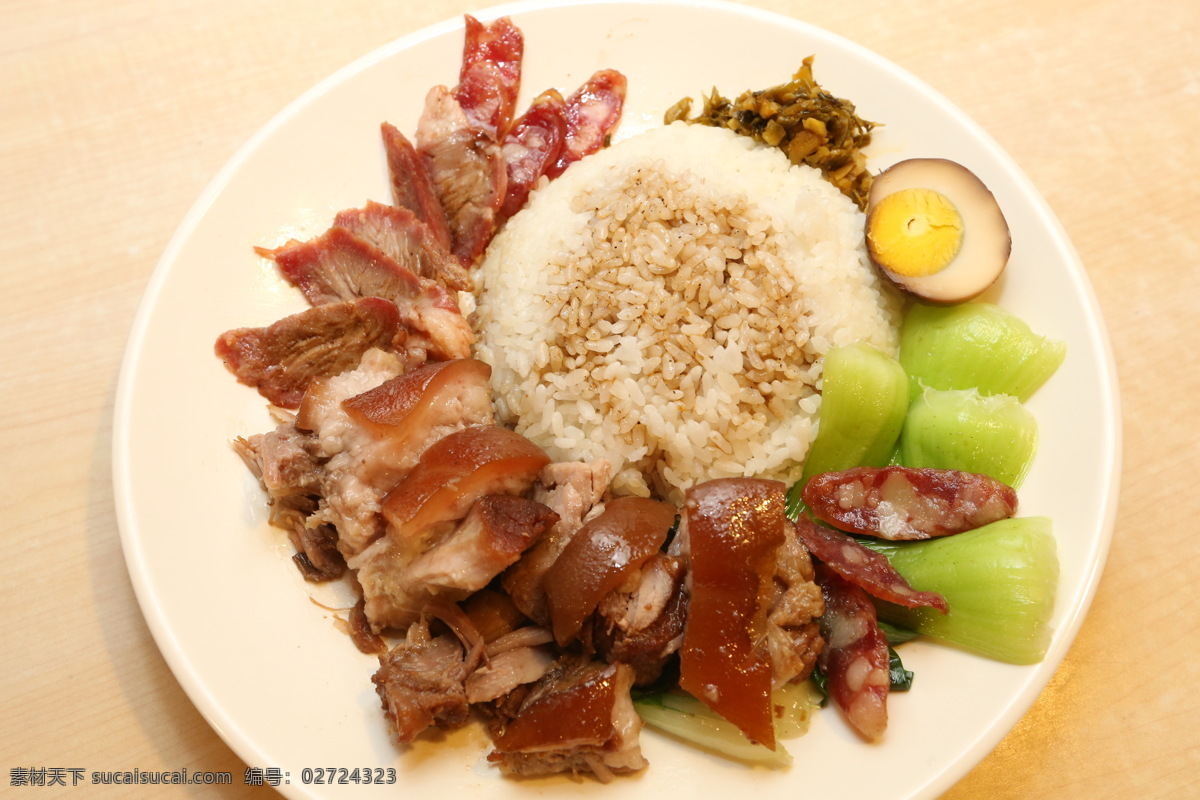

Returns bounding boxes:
[867,188,964,277]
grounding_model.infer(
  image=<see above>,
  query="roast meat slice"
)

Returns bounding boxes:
[215,297,400,409]
[258,226,472,362]
[454,14,524,137]
[381,122,453,253]
[372,620,472,744]
[333,200,471,292]
[416,85,507,267]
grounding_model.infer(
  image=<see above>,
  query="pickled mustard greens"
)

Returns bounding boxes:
[634,681,822,765]
[901,387,1039,488]
[787,342,908,518]
[665,56,876,209]
[859,518,1059,665]
[900,302,1066,402]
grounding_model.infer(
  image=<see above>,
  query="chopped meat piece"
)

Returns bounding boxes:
[542,496,676,646]
[333,201,472,292]
[292,350,406,557]
[499,89,567,219]
[406,496,559,594]
[380,122,453,253]
[416,86,507,267]
[803,466,1018,540]
[466,644,557,704]
[258,226,472,362]
[349,598,387,655]
[372,620,471,744]
[813,562,891,741]
[300,354,494,558]
[503,460,612,625]
[677,478,787,750]
[546,69,627,178]
[233,421,345,581]
[381,425,551,557]
[454,15,524,137]
[365,498,552,629]
[461,589,529,642]
[765,522,825,687]
[793,516,949,613]
[591,553,688,685]
[215,297,401,409]
[487,659,645,781]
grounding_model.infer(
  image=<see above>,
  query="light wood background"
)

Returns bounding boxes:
[3,0,1198,797]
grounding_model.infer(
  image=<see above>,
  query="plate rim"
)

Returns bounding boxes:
[112,1,1123,797]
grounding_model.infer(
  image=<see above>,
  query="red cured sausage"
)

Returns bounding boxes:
[542,496,676,646]
[499,89,567,219]
[793,517,949,613]
[803,466,1017,540]
[679,478,786,749]
[454,15,524,137]
[546,69,627,179]
[813,562,891,740]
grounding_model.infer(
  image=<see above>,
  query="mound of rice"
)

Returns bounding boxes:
[473,123,901,500]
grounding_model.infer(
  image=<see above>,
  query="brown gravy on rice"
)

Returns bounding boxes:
[473,123,902,502]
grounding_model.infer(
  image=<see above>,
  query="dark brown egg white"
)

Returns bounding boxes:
[865,159,1011,304]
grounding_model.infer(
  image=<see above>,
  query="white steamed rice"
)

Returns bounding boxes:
[473,122,901,500]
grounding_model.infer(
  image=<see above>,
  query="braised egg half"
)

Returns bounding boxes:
[865,159,1011,304]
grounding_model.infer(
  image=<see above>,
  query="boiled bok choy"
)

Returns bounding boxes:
[859,517,1058,664]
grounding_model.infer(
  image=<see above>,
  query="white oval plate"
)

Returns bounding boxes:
[113,1,1121,798]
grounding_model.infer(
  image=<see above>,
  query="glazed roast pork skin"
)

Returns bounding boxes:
[381,425,552,552]
[487,659,646,780]
[502,459,613,626]
[333,200,472,292]
[542,496,676,646]
[380,122,454,254]
[215,297,401,409]
[803,466,1018,540]
[677,478,788,750]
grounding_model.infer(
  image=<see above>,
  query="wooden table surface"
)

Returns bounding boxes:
[4,0,1197,796]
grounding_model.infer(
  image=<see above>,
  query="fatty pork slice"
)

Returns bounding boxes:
[541,496,676,647]
[487,659,646,781]
[297,354,493,558]
[676,478,787,750]
[380,122,454,254]
[416,85,507,268]
[802,466,1018,540]
[333,200,472,292]
[259,225,473,362]
[502,459,613,626]
[214,297,400,409]
[454,14,524,137]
